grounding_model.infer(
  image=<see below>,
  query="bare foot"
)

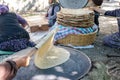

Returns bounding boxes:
[12,56,31,68]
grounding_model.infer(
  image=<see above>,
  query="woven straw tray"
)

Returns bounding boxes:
[56,30,97,46]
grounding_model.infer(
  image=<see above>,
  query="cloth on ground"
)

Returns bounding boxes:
[0,50,14,55]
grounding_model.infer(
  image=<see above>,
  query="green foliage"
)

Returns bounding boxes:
[23,0,27,2]
[81,62,111,80]
[88,62,111,80]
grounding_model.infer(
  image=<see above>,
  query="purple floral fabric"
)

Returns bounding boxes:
[0,38,35,52]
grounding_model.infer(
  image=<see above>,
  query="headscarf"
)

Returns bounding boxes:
[49,0,58,5]
[0,4,9,14]
[92,0,103,6]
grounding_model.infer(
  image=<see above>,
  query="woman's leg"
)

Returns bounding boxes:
[94,11,100,35]
[103,32,120,49]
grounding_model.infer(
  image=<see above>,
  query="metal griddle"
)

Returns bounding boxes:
[59,0,88,9]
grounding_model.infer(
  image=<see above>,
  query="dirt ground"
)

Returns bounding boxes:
[80,13,120,80]
[0,1,120,80]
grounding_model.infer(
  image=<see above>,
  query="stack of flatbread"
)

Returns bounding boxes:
[57,8,94,28]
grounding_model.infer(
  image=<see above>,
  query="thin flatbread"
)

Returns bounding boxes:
[34,46,70,69]
[34,25,70,69]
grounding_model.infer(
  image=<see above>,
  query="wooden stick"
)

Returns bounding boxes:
[3,26,58,61]
[27,26,58,56]
[106,54,120,57]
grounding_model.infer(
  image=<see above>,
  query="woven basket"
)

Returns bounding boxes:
[56,30,97,46]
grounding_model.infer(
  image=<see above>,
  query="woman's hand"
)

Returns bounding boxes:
[24,24,30,32]
[89,6,106,14]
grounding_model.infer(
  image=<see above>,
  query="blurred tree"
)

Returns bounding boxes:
[0,0,49,13]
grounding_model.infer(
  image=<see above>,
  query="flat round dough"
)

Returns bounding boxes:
[60,8,94,15]
[34,46,70,69]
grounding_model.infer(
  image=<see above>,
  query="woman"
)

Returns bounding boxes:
[45,0,61,27]
[0,4,35,52]
[0,56,30,80]
[86,0,103,34]
[90,2,120,49]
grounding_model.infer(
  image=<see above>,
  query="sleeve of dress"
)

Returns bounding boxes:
[104,9,120,17]
[16,14,28,27]
[0,60,18,80]
[48,6,60,20]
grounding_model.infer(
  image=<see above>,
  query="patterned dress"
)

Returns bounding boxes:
[46,3,61,27]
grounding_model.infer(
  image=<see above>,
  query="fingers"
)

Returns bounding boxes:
[88,6,100,11]
[12,56,31,68]
[23,56,31,67]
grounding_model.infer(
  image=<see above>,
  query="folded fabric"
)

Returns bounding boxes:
[0,50,14,55]
[54,23,98,41]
